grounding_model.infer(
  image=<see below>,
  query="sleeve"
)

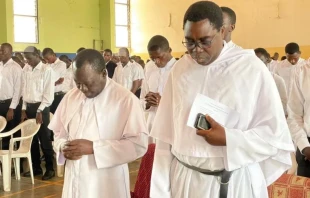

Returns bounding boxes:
[22,69,27,110]
[150,140,173,198]
[112,66,118,82]
[278,77,288,115]
[9,65,22,109]
[92,96,148,169]
[59,62,67,78]
[39,68,55,111]
[223,67,294,185]
[48,95,68,165]
[287,67,309,152]
[132,64,144,81]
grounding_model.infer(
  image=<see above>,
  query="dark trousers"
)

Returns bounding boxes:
[296,138,310,177]
[50,92,65,114]
[26,103,54,171]
[0,99,15,149]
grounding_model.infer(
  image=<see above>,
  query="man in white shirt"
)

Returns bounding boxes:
[150,2,294,198]
[21,46,55,180]
[113,48,144,96]
[48,49,148,198]
[221,7,242,49]
[255,48,288,115]
[288,60,310,177]
[140,35,176,137]
[42,48,67,114]
[275,42,305,97]
[59,55,76,93]
[0,43,23,149]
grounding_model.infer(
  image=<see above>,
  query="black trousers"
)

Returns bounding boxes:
[296,138,310,177]
[26,103,54,171]
[50,92,65,114]
[0,99,16,149]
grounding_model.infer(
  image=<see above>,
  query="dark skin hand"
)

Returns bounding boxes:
[145,92,161,109]
[55,78,64,86]
[6,108,14,121]
[21,110,27,122]
[63,139,93,160]
[196,115,226,146]
[36,112,43,124]
[302,147,310,161]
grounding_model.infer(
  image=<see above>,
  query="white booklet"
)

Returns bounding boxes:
[187,94,240,129]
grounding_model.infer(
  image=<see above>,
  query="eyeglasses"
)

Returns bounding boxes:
[182,33,219,50]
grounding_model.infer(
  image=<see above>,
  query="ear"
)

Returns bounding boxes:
[169,47,172,53]
[230,24,235,32]
[102,69,107,78]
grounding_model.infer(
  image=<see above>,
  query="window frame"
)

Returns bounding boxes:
[115,0,130,48]
[13,0,39,44]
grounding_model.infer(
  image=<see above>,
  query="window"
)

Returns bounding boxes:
[115,0,130,48]
[13,0,38,43]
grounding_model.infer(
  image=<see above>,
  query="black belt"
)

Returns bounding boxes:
[0,98,12,104]
[55,92,65,96]
[177,159,233,198]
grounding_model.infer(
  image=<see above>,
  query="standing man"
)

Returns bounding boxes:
[113,48,144,96]
[272,52,279,61]
[103,49,117,78]
[140,35,176,139]
[42,48,67,114]
[275,42,305,97]
[0,43,23,149]
[221,7,242,49]
[22,46,55,180]
[150,2,294,197]
[49,49,148,197]
[59,55,76,94]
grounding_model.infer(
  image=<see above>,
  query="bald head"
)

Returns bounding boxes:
[0,43,13,63]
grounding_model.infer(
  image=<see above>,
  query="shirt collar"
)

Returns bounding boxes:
[33,61,43,70]
[3,58,14,67]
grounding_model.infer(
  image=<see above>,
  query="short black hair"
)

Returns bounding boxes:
[183,1,223,31]
[104,49,113,54]
[74,49,106,73]
[147,35,170,52]
[77,47,86,54]
[119,47,130,57]
[221,7,236,24]
[24,46,40,56]
[285,43,300,54]
[1,43,13,52]
[12,56,21,63]
[42,48,55,56]
[254,48,269,58]
[59,55,69,61]
[281,56,287,61]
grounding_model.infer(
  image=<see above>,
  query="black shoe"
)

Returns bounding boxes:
[42,170,55,180]
[23,169,43,177]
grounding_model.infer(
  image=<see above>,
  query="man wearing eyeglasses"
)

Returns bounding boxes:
[150,1,294,198]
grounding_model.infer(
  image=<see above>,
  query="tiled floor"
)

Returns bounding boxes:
[0,160,141,198]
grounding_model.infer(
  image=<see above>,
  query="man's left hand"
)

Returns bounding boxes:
[63,139,94,157]
[196,115,226,146]
[6,108,14,121]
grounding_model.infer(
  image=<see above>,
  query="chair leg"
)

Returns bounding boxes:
[13,159,17,180]
[2,156,11,191]
[27,155,34,184]
[15,158,21,180]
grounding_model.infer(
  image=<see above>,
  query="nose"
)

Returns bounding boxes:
[192,43,204,53]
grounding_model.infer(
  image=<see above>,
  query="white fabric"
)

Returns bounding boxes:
[272,73,288,115]
[48,78,148,198]
[150,44,294,198]
[22,62,55,111]
[226,40,242,49]
[49,58,67,93]
[62,67,76,93]
[288,61,310,152]
[274,58,305,97]
[0,58,22,109]
[267,60,278,73]
[113,61,144,90]
[140,58,176,133]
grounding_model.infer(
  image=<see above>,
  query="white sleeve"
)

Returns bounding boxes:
[10,65,22,109]
[287,67,309,152]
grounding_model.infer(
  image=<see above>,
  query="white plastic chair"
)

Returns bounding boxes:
[0,119,40,191]
[50,113,64,177]
[0,116,7,150]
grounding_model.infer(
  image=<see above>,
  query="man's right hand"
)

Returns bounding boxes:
[21,110,27,122]
[302,147,310,160]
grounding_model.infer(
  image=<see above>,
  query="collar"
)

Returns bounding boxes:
[3,58,14,67]
[160,57,177,71]
[33,61,43,70]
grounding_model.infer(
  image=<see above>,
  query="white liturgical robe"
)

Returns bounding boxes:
[150,44,294,198]
[272,73,288,115]
[49,78,148,198]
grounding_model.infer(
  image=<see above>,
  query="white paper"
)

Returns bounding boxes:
[187,94,240,129]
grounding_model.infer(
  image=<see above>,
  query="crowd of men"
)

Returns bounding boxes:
[0,0,310,197]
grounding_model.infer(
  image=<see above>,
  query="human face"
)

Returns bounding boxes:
[222,12,234,42]
[73,63,107,98]
[44,54,57,64]
[0,45,12,62]
[0,50,3,62]
[103,51,112,63]
[286,53,300,65]
[119,55,130,66]
[148,48,172,68]
[183,19,224,66]
[255,52,268,65]
[24,53,41,67]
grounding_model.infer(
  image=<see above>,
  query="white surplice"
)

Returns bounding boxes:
[272,73,288,115]
[267,60,278,73]
[140,58,176,134]
[275,58,305,97]
[48,78,148,198]
[226,40,242,49]
[150,44,294,198]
